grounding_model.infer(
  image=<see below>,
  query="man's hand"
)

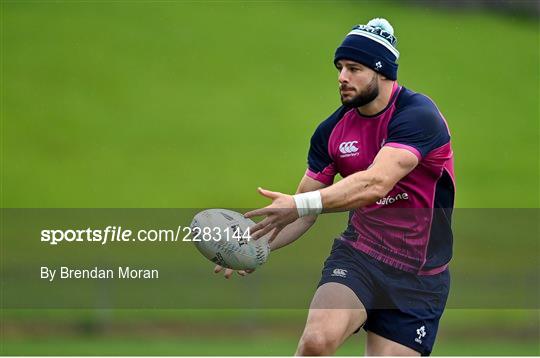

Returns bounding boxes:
[214,265,255,279]
[244,187,299,242]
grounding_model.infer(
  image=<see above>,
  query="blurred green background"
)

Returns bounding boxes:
[1,0,539,356]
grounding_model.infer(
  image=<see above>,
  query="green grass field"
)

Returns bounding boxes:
[2,1,538,209]
[2,309,539,355]
[3,337,539,356]
[1,0,539,356]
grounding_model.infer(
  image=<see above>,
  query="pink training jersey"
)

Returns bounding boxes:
[306,83,455,275]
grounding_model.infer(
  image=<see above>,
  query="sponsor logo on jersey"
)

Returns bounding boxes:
[415,325,426,344]
[339,141,359,158]
[331,268,348,278]
[376,192,409,205]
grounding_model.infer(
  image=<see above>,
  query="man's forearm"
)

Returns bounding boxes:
[267,215,316,251]
[320,169,387,212]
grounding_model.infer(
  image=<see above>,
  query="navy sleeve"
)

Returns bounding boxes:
[386,95,450,158]
[306,105,348,184]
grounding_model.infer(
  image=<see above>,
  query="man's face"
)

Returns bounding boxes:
[336,59,379,108]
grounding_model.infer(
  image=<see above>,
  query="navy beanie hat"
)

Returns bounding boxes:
[334,18,399,80]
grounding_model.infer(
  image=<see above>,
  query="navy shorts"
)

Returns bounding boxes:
[318,239,450,356]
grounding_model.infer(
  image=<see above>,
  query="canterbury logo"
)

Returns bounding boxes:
[339,141,359,154]
[331,268,347,278]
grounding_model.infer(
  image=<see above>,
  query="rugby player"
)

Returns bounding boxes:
[215,18,455,356]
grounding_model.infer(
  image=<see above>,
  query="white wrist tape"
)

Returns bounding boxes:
[293,191,323,217]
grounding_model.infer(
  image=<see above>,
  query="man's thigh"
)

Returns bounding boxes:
[366,331,420,356]
[296,282,367,355]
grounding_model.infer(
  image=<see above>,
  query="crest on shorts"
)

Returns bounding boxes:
[415,325,426,344]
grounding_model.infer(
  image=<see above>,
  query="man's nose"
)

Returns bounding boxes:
[338,69,348,84]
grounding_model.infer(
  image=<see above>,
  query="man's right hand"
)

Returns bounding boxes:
[213,265,255,279]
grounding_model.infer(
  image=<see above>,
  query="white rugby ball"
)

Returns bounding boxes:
[190,209,270,270]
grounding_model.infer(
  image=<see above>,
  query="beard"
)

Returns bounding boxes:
[340,75,379,107]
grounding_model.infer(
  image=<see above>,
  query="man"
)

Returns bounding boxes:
[215,18,455,356]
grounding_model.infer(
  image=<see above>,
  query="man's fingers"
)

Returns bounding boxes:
[257,187,281,200]
[268,227,282,243]
[249,217,271,236]
[244,207,271,219]
[223,268,234,279]
[215,266,254,279]
[251,223,275,240]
